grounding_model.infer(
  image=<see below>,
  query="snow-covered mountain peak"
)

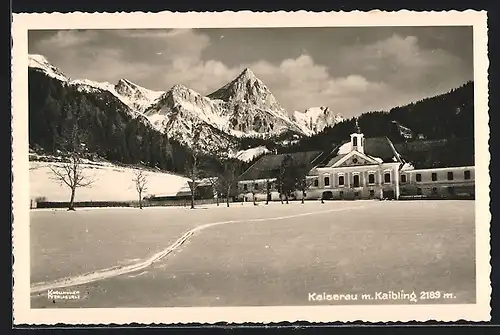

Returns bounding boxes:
[236,67,258,82]
[208,68,275,104]
[114,78,164,108]
[293,106,345,136]
[28,54,69,82]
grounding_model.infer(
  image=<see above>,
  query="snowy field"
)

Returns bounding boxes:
[30,160,190,202]
[30,200,475,308]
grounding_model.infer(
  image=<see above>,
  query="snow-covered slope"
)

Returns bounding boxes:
[232,146,270,163]
[293,107,345,136]
[391,121,414,139]
[71,78,164,115]
[30,160,190,202]
[28,54,69,82]
[144,84,236,152]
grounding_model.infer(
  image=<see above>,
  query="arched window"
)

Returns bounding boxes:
[353,174,360,187]
[353,137,358,147]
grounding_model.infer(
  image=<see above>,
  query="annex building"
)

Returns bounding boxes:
[236,131,475,201]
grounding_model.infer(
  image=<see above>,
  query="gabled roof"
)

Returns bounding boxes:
[238,150,323,181]
[320,136,405,168]
[325,154,348,167]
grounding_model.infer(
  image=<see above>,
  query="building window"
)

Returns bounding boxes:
[447,186,455,195]
[353,174,360,187]
[400,174,407,183]
[416,173,422,182]
[354,191,360,198]
[432,187,438,196]
[339,191,344,198]
[324,176,330,186]
[368,173,375,184]
[464,170,471,180]
[313,179,319,187]
[254,183,259,191]
[353,136,358,147]
[243,184,248,191]
[338,175,345,186]
[447,172,454,181]
[417,188,422,195]
[384,172,391,183]
[369,189,375,198]
[432,172,437,181]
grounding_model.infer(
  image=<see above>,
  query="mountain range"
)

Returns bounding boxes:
[28,54,345,156]
[28,53,474,171]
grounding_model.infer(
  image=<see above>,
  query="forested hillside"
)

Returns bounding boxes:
[29,69,193,173]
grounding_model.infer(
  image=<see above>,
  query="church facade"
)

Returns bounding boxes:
[305,133,408,200]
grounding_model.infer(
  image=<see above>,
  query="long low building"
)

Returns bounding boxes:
[236,131,475,201]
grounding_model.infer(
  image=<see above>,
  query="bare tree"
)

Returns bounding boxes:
[132,169,148,209]
[185,151,201,209]
[219,158,241,207]
[297,175,315,204]
[203,175,220,206]
[49,123,94,211]
[184,124,206,209]
[264,178,273,205]
[250,179,258,206]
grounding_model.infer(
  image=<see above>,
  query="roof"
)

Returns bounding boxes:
[325,154,348,167]
[238,150,323,181]
[319,136,405,167]
[364,137,402,163]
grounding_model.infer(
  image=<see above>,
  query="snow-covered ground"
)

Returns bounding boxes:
[232,146,270,162]
[30,200,476,307]
[29,160,190,202]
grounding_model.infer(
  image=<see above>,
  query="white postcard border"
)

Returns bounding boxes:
[11,10,491,325]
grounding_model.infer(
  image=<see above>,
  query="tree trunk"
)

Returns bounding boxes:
[68,187,76,211]
[226,186,231,207]
[253,192,256,205]
[301,191,305,204]
[285,194,289,204]
[190,189,195,209]
[139,191,142,209]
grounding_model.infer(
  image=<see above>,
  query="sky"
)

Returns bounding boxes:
[28,27,473,118]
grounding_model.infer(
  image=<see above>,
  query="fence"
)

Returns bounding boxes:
[36,201,132,209]
[132,198,232,208]
[34,198,234,209]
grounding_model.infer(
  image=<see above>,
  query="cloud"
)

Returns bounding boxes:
[248,55,389,114]
[338,34,470,94]
[30,29,471,117]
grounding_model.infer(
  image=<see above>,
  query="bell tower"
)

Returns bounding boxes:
[350,133,365,154]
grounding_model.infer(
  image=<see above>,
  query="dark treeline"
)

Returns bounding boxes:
[29,69,195,174]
